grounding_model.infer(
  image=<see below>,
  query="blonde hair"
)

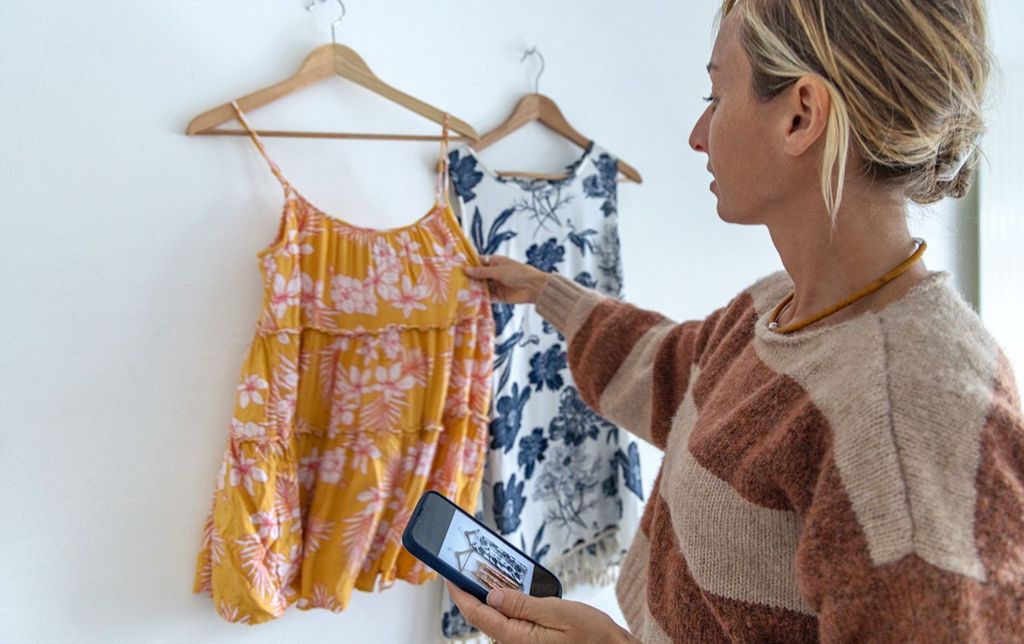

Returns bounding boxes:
[718,0,992,224]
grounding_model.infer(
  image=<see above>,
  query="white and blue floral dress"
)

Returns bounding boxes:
[440,142,644,640]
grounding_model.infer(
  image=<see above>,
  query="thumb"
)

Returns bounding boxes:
[487,588,553,622]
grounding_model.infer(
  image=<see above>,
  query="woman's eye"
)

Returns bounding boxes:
[702,95,718,105]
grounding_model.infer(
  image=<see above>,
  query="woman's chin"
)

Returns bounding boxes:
[715,202,751,225]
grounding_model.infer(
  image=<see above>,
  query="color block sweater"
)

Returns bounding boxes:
[534,269,1024,642]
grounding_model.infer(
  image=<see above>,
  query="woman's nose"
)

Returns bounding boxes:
[689,107,710,153]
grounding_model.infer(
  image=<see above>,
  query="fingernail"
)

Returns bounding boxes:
[487,588,505,609]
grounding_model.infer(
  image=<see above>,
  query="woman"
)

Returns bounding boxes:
[447,0,1023,641]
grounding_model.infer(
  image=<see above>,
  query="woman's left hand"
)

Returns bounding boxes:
[446,580,639,644]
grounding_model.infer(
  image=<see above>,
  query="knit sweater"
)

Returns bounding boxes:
[534,269,1024,642]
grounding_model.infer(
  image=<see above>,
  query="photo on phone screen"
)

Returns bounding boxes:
[402,491,562,602]
[438,507,534,593]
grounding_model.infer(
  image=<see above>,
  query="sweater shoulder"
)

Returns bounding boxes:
[753,270,1012,411]
[877,272,1015,414]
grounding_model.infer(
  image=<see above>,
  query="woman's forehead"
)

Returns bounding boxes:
[712,9,742,65]
[711,10,751,86]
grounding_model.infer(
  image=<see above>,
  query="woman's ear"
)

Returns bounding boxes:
[782,75,831,157]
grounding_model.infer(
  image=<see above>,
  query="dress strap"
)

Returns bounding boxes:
[435,113,451,207]
[229,100,292,194]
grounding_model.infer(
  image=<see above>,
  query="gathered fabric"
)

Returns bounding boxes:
[193,101,494,624]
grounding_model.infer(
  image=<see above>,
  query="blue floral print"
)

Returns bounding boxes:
[548,386,617,446]
[582,152,619,217]
[492,302,514,336]
[493,473,526,534]
[520,521,551,563]
[449,150,484,202]
[541,318,565,342]
[614,442,644,500]
[566,223,600,257]
[489,383,530,453]
[441,603,470,636]
[518,427,549,479]
[525,238,566,273]
[471,206,518,256]
[533,442,606,531]
[529,344,567,392]
[574,271,598,289]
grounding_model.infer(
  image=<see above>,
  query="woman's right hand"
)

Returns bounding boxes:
[464,255,551,304]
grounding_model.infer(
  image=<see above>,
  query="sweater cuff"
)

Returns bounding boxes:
[534,274,607,341]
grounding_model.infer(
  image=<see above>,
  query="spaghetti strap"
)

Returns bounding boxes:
[435,113,451,207]
[229,100,292,194]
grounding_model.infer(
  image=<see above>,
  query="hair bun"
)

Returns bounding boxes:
[936,142,977,183]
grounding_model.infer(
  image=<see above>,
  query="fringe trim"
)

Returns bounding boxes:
[546,526,625,589]
[442,633,490,644]
[560,562,621,589]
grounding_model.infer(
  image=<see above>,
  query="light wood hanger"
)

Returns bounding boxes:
[185,0,479,142]
[471,48,642,184]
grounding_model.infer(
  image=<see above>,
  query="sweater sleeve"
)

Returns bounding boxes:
[534,273,720,449]
[793,377,1024,642]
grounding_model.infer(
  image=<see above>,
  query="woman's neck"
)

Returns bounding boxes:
[768,189,929,330]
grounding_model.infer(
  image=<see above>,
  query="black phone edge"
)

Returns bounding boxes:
[402,491,489,604]
[401,491,563,602]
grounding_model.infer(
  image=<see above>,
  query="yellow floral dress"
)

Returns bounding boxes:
[193,102,495,624]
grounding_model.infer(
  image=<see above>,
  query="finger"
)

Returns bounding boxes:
[487,588,558,623]
[471,265,487,277]
[463,265,498,279]
[446,580,482,611]
[446,581,515,640]
[464,253,512,274]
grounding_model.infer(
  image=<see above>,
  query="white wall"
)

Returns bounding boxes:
[979,0,1024,382]
[0,2,1015,643]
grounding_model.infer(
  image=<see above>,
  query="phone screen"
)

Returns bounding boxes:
[402,491,562,601]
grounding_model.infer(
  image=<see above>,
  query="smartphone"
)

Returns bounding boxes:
[402,490,562,603]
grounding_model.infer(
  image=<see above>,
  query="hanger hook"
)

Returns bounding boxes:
[520,46,545,94]
[305,0,346,45]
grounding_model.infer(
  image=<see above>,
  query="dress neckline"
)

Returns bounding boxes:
[255,192,458,259]
[461,140,596,192]
[228,99,453,240]
[286,184,446,237]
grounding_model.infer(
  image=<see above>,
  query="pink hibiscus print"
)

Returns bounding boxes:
[318,447,347,484]
[389,274,429,317]
[250,511,280,541]
[270,273,301,319]
[298,448,321,490]
[237,375,268,408]
[229,454,269,495]
[348,432,382,474]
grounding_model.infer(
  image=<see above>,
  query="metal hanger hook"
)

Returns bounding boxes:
[520,46,545,94]
[305,0,346,45]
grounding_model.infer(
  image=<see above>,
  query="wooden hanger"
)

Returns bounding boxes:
[471,49,642,184]
[185,0,479,142]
